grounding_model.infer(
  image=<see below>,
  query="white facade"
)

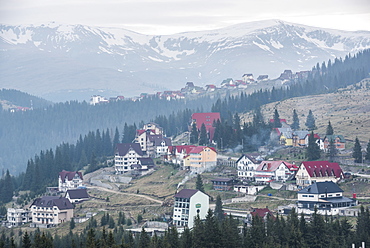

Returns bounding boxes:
[115,148,142,173]
[7,208,31,227]
[90,95,109,105]
[114,143,146,174]
[173,189,209,229]
[237,155,259,180]
[156,141,170,157]
[30,197,74,227]
[58,171,83,192]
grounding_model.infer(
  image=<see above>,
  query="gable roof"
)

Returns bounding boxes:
[251,208,274,219]
[149,135,172,146]
[324,135,346,143]
[293,130,309,139]
[174,189,199,199]
[170,145,197,154]
[31,196,74,210]
[138,157,155,166]
[256,161,288,172]
[298,181,343,194]
[284,162,298,171]
[300,161,343,178]
[189,146,217,154]
[66,189,89,200]
[59,170,83,183]
[116,143,144,156]
[236,154,259,164]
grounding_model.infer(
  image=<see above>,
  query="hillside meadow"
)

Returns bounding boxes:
[241,78,370,147]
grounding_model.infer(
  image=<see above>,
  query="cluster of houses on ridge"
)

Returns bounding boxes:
[90,69,309,105]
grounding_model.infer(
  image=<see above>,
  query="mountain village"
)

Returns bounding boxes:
[1,19,370,247]
[4,109,368,236]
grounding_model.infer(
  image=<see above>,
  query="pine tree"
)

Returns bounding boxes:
[190,122,198,144]
[365,140,370,161]
[86,228,96,248]
[273,109,282,128]
[306,131,321,160]
[22,231,32,248]
[180,227,192,248]
[70,218,75,230]
[353,137,362,163]
[326,120,334,135]
[198,123,208,145]
[305,110,317,131]
[291,109,300,130]
[138,227,150,248]
[214,195,224,221]
[196,174,205,193]
[0,169,13,203]
[112,127,120,152]
[327,139,338,162]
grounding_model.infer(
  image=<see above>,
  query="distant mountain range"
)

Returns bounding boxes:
[1,19,370,102]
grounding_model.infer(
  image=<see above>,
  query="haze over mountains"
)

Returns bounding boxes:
[1,19,370,102]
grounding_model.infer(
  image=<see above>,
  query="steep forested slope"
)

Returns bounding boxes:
[0,96,215,174]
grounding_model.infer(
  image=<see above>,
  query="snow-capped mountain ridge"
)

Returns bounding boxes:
[1,20,370,102]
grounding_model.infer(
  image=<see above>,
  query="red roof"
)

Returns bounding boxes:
[307,133,321,139]
[170,145,197,154]
[137,129,146,135]
[284,162,298,171]
[300,161,343,178]
[189,146,217,154]
[251,208,275,219]
[191,112,221,131]
[256,161,289,172]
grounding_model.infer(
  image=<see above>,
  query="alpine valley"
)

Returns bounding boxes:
[1,19,370,102]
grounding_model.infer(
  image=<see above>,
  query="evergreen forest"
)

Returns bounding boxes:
[1,207,370,248]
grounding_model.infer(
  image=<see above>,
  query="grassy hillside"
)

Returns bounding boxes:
[241,78,370,147]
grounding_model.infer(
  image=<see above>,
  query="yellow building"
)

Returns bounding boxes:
[183,146,217,173]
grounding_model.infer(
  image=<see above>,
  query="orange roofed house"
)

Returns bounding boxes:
[295,161,344,187]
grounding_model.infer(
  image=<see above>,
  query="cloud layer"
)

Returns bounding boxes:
[1,0,369,34]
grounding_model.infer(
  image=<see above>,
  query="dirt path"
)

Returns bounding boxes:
[88,185,163,204]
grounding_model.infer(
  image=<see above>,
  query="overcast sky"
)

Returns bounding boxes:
[0,0,369,35]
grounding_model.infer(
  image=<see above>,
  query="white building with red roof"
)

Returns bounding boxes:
[58,170,83,192]
[295,161,344,187]
[168,145,198,164]
[173,189,209,228]
[254,161,297,183]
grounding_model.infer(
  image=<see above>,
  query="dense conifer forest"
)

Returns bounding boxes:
[0,95,215,175]
[1,207,370,248]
